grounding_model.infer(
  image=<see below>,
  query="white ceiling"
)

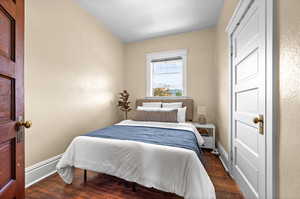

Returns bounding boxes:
[75,0,224,43]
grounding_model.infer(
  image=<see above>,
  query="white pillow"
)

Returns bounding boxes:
[162,102,183,109]
[142,102,162,108]
[177,107,187,123]
[137,106,162,111]
[137,106,174,112]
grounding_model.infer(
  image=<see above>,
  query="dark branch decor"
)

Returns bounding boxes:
[117,90,132,120]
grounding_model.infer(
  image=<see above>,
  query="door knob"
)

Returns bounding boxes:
[16,120,32,129]
[253,115,264,135]
[253,116,263,124]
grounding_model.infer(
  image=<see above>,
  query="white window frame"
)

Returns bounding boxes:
[146,49,187,97]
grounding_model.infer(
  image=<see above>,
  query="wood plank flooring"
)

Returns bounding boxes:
[25,151,244,199]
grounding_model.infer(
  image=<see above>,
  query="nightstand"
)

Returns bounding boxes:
[191,122,219,155]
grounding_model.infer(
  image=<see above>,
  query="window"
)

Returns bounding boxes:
[146,49,187,97]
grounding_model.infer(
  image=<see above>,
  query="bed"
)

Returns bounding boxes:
[56,99,216,199]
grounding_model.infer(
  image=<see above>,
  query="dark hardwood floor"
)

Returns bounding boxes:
[25,151,244,199]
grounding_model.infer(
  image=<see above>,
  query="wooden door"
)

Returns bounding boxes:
[231,0,266,198]
[0,0,26,199]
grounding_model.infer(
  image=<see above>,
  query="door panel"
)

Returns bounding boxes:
[235,49,258,84]
[235,148,259,191]
[0,75,14,122]
[236,121,259,153]
[0,0,16,18]
[0,140,15,189]
[234,6,259,63]
[0,8,13,59]
[0,0,24,199]
[231,0,266,199]
[236,89,259,114]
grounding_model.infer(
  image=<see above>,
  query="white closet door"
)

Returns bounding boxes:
[231,0,266,198]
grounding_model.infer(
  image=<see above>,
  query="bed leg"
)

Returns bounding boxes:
[132,183,137,192]
[84,169,87,183]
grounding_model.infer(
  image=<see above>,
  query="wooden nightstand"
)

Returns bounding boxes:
[191,122,219,155]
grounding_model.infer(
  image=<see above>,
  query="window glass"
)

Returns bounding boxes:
[151,58,183,96]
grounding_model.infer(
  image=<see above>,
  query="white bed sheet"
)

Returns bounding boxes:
[56,120,216,199]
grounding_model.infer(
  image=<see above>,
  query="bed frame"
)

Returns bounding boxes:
[83,98,194,192]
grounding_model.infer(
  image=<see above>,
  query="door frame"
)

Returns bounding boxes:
[226,0,277,198]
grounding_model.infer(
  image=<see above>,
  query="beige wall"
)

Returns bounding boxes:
[278,0,300,197]
[124,29,217,122]
[25,0,124,167]
[215,0,239,151]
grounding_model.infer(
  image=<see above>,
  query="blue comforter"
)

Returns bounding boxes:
[84,125,202,158]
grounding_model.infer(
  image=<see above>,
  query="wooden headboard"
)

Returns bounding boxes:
[136,98,194,121]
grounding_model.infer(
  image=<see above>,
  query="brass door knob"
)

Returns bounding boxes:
[253,117,263,124]
[253,115,264,135]
[16,120,32,129]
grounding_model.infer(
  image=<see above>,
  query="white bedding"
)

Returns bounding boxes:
[56,120,216,199]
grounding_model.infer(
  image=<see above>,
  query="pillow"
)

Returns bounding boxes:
[137,106,174,111]
[137,106,162,111]
[132,109,178,123]
[137,106,186,123]
[162,102,183,109]
[142,102,162,108]
[177,107,187,123]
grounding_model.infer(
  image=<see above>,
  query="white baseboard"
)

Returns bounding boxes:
[25,154,62,188]
[217,142,230,172]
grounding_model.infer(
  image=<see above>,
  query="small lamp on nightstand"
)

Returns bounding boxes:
[197,105,207,124]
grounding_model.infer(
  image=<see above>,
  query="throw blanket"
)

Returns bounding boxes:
[84,125,202,158]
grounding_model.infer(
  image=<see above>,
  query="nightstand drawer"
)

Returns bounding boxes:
[201,136,213,149]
